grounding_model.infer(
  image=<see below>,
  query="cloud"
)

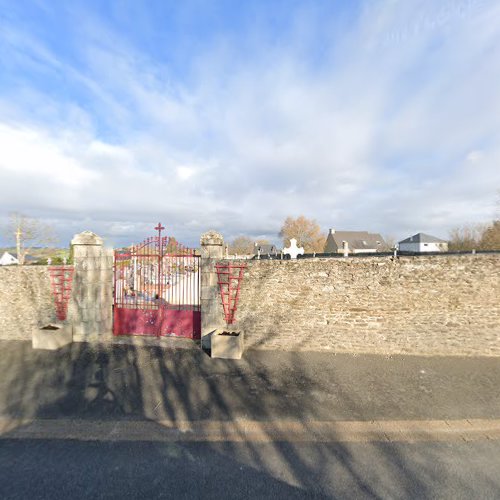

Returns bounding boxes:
[1,0,500,247]
[176,166,196,181]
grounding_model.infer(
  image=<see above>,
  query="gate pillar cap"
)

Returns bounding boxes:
[71,231,104,246]
[200,230,223,246]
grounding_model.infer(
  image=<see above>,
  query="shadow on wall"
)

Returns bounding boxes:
[1,340,497,497]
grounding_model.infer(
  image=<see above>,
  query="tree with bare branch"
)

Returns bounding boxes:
[5,213,57,265]
[448,224,485,251]
[228,236,254,255]
[481,191,500,249]
[479,220,500,250]
[279,216,325,252]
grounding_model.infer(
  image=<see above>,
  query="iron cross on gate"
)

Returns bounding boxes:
[155,222,165,238]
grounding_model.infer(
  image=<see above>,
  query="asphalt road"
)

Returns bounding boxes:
[1,340,500,498]
[1,341,500,422]
[1,438,500,499]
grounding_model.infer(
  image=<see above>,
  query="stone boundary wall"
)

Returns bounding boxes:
[0,231,114,343]
[235,254,500,356]
[0,266,55,340]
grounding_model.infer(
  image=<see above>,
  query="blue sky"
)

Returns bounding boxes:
[1,0,499,248]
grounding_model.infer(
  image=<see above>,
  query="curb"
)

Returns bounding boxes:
[2,418,500,443]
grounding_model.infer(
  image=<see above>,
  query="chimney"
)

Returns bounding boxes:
[342,240,349,257]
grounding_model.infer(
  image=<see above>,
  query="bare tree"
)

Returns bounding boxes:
[479,190,500,250]
[448,224,486,251]
[449,190,500,251]
[255,239,270,247]
[479,220,500,250]
[228,236,254,255]
[279,216,325,252]
[383,235,397,250]
[5,213,57,265]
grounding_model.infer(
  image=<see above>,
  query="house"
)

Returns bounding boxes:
[398,233,448,253]
[324,229,388,254]
[0,252,19,266]
[254,243,279,257]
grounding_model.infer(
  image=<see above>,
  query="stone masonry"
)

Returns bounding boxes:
[68,231,114,341]
[0,266,55,340]
[235,254,500,356]
[200,230,225,337]
[0,231,114,343]
[1,230,499,356]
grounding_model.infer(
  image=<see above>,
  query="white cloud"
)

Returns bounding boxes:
[1,0,500,247]
[176,166,196,181]
[88,140,132,163]
[0,124,98,187]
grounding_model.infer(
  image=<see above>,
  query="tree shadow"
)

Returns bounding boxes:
[1,339,499,497]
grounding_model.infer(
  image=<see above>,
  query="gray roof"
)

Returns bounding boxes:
[254,244,279,255]
[398,233,447,244]
[326,231,388,251]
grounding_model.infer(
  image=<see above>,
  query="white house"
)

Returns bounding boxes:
[0,252,19,266]
[398,233,448,253]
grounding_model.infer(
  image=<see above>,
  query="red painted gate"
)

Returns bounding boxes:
[113,223,201,339]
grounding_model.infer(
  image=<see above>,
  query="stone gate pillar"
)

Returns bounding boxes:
[200,230,225,338]
[69,231,114,342]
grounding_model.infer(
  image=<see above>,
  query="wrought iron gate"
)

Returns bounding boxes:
[113,223,201,338]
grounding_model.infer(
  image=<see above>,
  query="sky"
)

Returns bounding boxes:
[1,0,499,248]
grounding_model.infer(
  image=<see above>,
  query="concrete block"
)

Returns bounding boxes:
[101,315,113,333]
[211,329,244,359]
[98,305,112,322]
[86,284,99,304]
[67,301,79,318]
[83,269,102,283]
[100,269,114,283]
[201,269,219,288]
[32,323,73,350]
[98,286,113,303]
[81,307,93,322]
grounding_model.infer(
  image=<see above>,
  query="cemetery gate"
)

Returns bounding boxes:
[113,223,201,339]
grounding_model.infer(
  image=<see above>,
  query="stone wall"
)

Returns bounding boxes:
[0,266,55,340]
[200,230,225,337]
[68,231,114,342]
[0,231,114,343]
[235,254,500,356]
[2,242,499,356]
